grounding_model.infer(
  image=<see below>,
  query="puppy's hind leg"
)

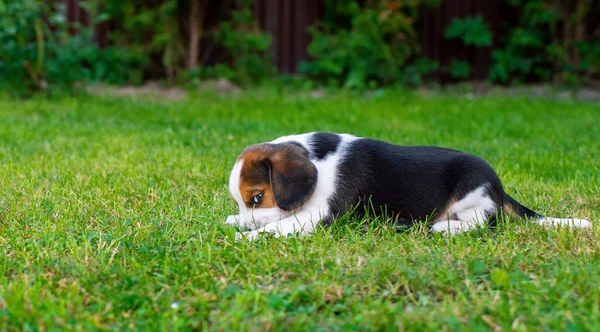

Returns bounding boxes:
[431,219,482,235]
[430,184,498,235]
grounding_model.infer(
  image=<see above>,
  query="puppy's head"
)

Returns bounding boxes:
[228,142,318,229]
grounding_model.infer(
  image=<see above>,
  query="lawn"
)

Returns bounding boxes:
[0,88,599,330]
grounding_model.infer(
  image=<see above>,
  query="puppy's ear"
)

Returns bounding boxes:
[264,143,317,212]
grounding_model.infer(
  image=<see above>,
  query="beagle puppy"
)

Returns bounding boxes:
[226,132,591,240]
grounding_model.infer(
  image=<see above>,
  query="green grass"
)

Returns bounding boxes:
[0,88,599,330]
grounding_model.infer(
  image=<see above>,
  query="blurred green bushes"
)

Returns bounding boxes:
[0,0,598,96]
[0,0,272,96]
[490,0,600,85]
[299,0,440,89]
[301,0,599,88]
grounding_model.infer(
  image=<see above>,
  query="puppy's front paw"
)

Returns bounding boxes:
[225,215,239,226]
[235,230,259,242]
[430,222,452,235]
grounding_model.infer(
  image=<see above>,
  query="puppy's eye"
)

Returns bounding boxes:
[250,192,264,206]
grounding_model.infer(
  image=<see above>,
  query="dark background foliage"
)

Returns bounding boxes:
[0,0,598,96]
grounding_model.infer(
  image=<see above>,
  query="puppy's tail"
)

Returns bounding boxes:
[502,194,542,220]
[503,193,591,228]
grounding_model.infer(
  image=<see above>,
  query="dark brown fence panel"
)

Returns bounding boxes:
[59,0,521,80]
[421,0,504,81]
[254,0,322,73]
[256,0,505,78]
[63,0,110,48]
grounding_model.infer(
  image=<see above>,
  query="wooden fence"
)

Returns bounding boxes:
[62,0,516,80]
[254,0,322,74]
[64,0,110,48]
[421,0,507,80]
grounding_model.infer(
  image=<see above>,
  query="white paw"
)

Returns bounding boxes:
[225,215,239,226]
[430,220,476,235]
[235,230,259,242]
[430,223,457,235]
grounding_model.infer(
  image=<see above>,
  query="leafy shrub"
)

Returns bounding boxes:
[81,46,148,85]
[444,15,492,47]
[575,41,600,84]
[98,0,272,86]
[442,15,491,80]
[399,57,440,87]
[488,29,550,83]
[213,7,274,86]
[488,1,553,83]
[0,0,87,95]
[0,0,146,96]
[96,0,191,84]
[449,60,471,79]
[490,0,600,84]
[301,0,439,89]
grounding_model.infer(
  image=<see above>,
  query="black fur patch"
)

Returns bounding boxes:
[326,138,506,225]
[309,132,341,160]
[267,143,318,212]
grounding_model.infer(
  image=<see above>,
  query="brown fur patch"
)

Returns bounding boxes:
[238,144,277,209]
[235,142,317,212]
[432,198,459,223]
[502,202,514,217]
